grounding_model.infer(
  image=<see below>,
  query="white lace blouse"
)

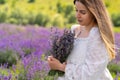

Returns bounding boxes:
[57,25,113,80]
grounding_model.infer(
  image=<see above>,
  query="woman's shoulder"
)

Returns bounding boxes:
[70,24,80,33]
[70,25,101,40]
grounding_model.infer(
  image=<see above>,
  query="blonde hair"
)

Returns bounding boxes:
[74,0,115,60]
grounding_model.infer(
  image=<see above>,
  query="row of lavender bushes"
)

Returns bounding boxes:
[0,23,120,80]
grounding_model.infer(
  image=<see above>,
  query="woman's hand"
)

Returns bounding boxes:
[47,56,66,72]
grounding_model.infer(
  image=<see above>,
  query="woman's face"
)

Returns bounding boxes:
[75,1,95,26]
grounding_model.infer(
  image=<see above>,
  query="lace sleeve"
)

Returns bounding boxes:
[64,33,110,80]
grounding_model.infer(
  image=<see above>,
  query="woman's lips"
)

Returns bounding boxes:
[77,19,82,23]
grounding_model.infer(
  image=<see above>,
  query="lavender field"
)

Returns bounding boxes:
[0,23,120,80]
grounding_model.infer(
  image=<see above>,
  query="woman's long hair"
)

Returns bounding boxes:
[74,0,115,60]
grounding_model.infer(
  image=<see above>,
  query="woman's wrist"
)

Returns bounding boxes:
[58,63,66,72]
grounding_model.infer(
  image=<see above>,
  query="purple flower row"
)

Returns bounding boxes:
[0,23,52,79]
[0,23,120,79]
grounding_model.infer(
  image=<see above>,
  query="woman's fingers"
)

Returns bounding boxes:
[48,56,53,61]
[63,62,67,65]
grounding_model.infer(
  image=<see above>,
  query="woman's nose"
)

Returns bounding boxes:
[75,12,81,18]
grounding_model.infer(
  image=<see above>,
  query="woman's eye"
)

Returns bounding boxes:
[75,9,87,14]
[75,9,78,12]
[80,11,86,14]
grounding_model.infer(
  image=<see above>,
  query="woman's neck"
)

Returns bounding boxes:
[75,23,97,38]
[83,21,97,32]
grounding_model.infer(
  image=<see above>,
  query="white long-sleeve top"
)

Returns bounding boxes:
[57,25,113,80]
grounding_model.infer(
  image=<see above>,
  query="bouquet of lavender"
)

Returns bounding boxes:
[48,29,75,76]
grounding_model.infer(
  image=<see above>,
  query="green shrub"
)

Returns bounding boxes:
[34,13,50,26]
[0,50,18,67]
[0,0,6,4]
[9,8,24,25]
[28,0,35,3]
[112,13,120,27]
[52,14,64,27]
[0,0,118,27]
[0,11,7,23]
[56,2,63,13]
[27,12,36,25]
[6,18,18,24]
[68,13,76,23]
[64,5,74,17]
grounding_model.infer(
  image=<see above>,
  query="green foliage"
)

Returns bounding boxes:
[10,0,17,7]
[64,5,74,17]
[0,50,18,67]
[17,70,27,80]
[112,14,120,27]
[9,8,24,25]
[48,70,64,76]
[44,74,58,80]
[6,18,18,24]
[0,0,120,27]
[22,48,36,57]
[105,1,110,8]
[34,13,50,26]
[114,27,120,32]
[0,0,6,4]
[26,12,35,25]
[68,13,76,23]
[108,63,120,74]
[56,2,63,13]
[44,76,54,80]
[23,48,32,56]
[28,0,35,3]
[52,14,64,27]
[0,11,7,23]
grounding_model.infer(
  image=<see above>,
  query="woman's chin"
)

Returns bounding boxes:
[78,22,84,26]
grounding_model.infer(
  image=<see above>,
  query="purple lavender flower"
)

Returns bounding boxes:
[48,29,75,76]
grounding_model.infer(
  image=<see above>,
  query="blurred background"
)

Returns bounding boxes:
[0,0,120,80]
[0,0,119,28]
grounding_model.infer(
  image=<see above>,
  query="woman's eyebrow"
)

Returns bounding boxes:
[74,7,86,11]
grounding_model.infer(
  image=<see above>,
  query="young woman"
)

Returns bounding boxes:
[48,0,115,80]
